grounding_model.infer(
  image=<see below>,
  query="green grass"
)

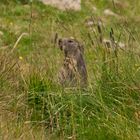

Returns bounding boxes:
[0,0,140,140]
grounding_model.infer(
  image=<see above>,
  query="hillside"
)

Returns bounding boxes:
[0,0,140,140]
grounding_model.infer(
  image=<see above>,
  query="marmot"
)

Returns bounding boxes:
[58,37,87,87]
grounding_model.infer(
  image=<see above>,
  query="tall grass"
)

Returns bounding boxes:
[0,0,140,140]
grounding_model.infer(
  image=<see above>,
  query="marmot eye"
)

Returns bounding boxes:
[68,40,73,43]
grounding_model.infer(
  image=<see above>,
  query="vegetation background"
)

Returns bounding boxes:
[0,0,140,139]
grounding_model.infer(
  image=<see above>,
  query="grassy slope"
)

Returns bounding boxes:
[0,0,140,140]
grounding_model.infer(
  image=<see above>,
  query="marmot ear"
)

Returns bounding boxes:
[78,44,84,54]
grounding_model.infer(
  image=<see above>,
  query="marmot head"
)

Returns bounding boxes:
[58,37,84,57]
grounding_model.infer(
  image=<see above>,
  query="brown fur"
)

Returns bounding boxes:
[58,37,87,87]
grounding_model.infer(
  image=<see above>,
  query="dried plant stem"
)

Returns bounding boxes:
[11,33,29,53]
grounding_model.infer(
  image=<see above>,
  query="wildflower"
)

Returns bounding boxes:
[19,56,23,60]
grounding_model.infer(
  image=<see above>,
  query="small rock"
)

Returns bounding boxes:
[40,0,81,11]
[116,41,126,48]
[103,38,126,49]
[92,6,97,12]
[104,9,119,18]
[85,18,95,27]
[103,39,112,48]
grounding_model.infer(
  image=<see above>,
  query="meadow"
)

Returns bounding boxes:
[0,0,140,139]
